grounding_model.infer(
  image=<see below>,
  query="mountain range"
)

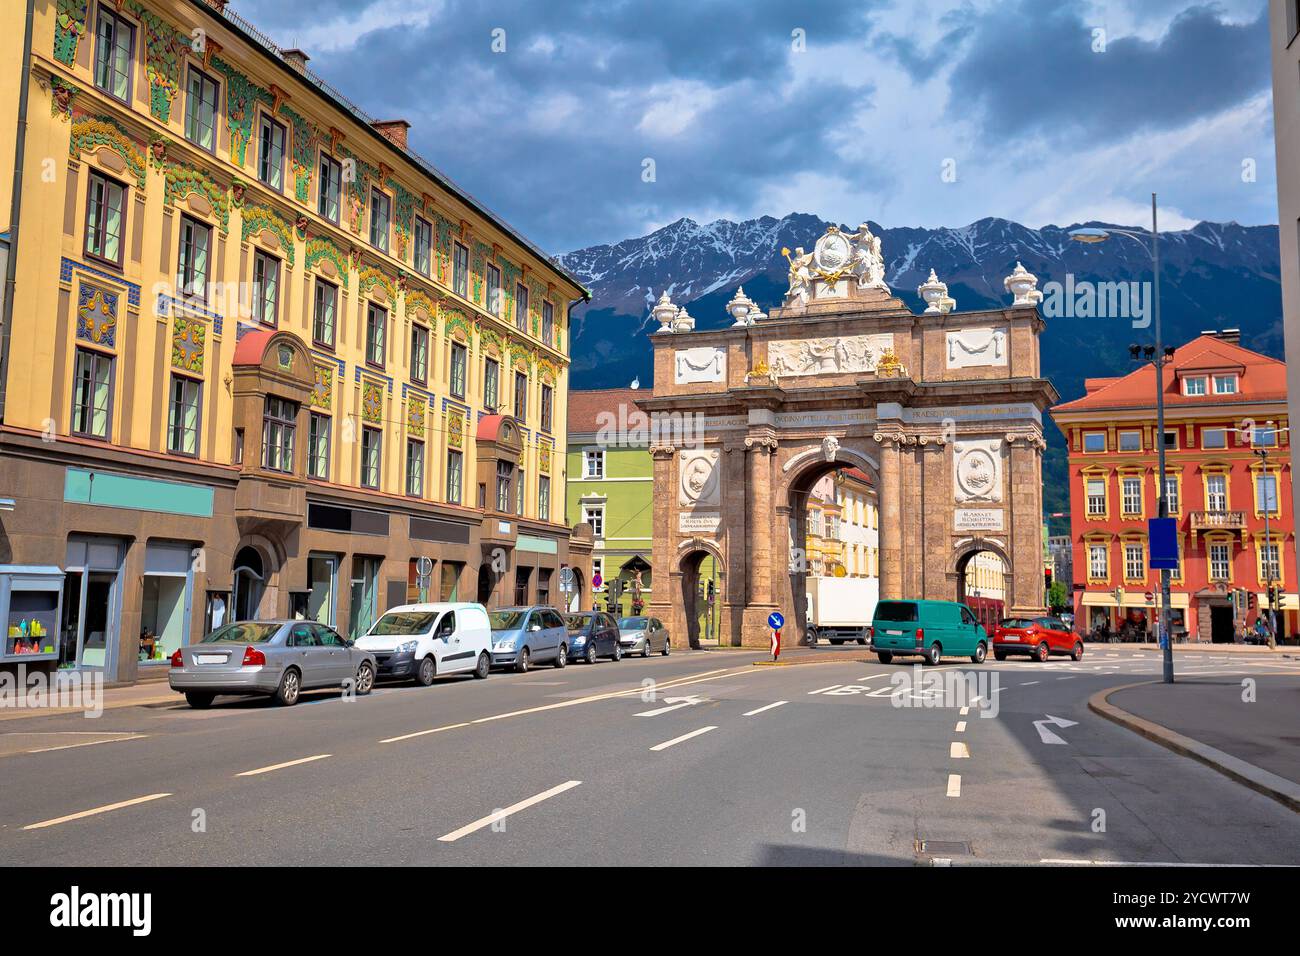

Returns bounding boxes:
[556,212,1283,526]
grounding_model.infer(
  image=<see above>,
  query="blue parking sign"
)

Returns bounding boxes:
[768,611,784,630]
[1148,517,1178,570]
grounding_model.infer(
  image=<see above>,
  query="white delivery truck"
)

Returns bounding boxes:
[805,576,878,645]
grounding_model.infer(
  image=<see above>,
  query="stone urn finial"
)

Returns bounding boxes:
[726,287,754,327]
[652,291,678,333]
[917,268,949,314]
[1004,261,1043,308]
[672,305,696,332]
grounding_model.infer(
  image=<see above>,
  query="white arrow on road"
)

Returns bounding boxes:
[636,695,707,717]
[1033,714,1078,745]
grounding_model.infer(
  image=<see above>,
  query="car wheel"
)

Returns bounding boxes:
[971,642,987,664]
[857,636,868,645]
[184,691,214,709]
[354,661,375,696]
[877,651,893,664]
[474,652,490,679]
[994,651,1007,662]
[642,638,652,658]
[275,668,301,706]
[414,655,436,687]
[1035,642,1050,663]
[612,643,623,662]
[662,639,670,656]
[922,643,942,667]
[1070,641,1084,662]
[584,642,597,665]
[515,647,531,673]
[554,643,568,668]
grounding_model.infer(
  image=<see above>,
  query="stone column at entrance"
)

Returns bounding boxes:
[875,432,903,600]
[1006,433,1048,614]
[647,443,678,636]
[741,434,779,644]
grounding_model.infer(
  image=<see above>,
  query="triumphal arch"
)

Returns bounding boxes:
[637,223,1059,647]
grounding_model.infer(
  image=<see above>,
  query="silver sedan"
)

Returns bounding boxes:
[617,616,671,657]
[168,620,376,708]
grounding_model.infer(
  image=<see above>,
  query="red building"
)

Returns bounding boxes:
[1051,332,1293,643]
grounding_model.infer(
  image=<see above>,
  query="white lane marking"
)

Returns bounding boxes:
[471,668,736,724]
[807,684,842,695]
[947,774,962,797]
[955,721,967,733]
[636,695,706,717]
[1019,681,1040,686]
[1040,858,1271,868]
[24,793,172,830]
[1057,676,1078,680]
[743,700,788,717]
[950,742,970,758]
[1033,714,1078,745]
[235,753,332,777]
[24,733,150,754]
[650,726,718,752]
[854,674,889,682]
[959,706,970,716]
[381,723,469,744]
[437,780,582,843]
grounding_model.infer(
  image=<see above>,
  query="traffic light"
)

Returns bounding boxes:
[1248,590,1257,610]
[1044,568,1053,588]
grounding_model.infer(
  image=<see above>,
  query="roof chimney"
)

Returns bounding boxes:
[282,48,311,73]
[372,119,411,150]
[1218,328,1241,345]
[203,0,230,12]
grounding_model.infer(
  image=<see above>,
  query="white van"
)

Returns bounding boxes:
[356,602,492,685]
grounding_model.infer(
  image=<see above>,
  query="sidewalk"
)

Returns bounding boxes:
[1111,642,1298,656]
[0,678,177,722]
[1090,677,1300,813]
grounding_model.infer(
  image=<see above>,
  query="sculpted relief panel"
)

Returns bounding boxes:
[768,333,893,378]
[675,346,726,384]
[678,448,721,507]
[946,327,1008,369]
[953,438,1003,504]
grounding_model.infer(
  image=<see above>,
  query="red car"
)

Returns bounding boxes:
[992,616,1083,662]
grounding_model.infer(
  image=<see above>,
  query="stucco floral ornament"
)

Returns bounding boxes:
[1004,261,1043,308]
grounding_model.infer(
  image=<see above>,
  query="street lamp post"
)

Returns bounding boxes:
[1250,424,1289,649]
[1070,193,1174,683]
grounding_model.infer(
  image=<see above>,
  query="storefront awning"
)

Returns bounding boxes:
[1080,591,1190,609]
[1259,592,1299,611]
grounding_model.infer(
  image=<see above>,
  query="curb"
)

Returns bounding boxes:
[1088,682,1300,814]
[0,694,178,722]
[752,654,871,667]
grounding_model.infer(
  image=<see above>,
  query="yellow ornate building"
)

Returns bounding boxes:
[0,0,589,682]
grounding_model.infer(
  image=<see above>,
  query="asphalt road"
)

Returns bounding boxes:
[2,647,1298,866]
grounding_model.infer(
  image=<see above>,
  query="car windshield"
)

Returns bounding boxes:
[619,617,648,630]
[566,613,592,630]
[489,610,528,631]
[369,611,437,636]
[201,622,280,644]
[1000,618,1036,629]
[875,601,918,622]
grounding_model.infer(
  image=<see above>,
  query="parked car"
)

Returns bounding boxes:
[870,599,988,665]
[565,611,623,664]
[169,620,376,708]
[618,616,671,657]
[355,602,492,684]
[994,616,1082,661]
[489,606,569,671]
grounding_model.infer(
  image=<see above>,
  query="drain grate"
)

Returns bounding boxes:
[916,839,972,856]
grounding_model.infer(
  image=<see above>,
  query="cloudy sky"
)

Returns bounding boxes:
[237,0,1275,253]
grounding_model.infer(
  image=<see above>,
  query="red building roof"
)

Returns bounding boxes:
[232,328,276,367]
[567,388,643,434]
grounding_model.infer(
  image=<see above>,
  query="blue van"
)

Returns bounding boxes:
[871,600,989,665]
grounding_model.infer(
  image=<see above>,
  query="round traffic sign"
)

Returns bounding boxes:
[768,611,785,630]
[415,556,434,576]
[592,572,603,589]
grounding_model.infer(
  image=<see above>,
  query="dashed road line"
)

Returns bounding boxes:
[24,793,172,830]
[950,742,970,759]
[955,721,967,733]
[381,723,469,744]
[235,754,332,777]
[437,780,582,843]
[743,701,787,716]
[947,774,962,797]
[650,726,717,752]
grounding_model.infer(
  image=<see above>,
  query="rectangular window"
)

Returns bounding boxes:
[583,504,604,538]
[1202,427,1227,450]
[85,171,125,266]
[538,475,550,522]
[483,358,500,410]
[1212,374,1237,394]
[313,279,337,348]
[1083,432,1106,453]
[410,325,429,385]
[1086,477,1106,517]
[366,303,387,368]
[487,263,502,315]
[1124,543,1144,581]
[252,252,280,327]
[406,439,425,497]
[516,469,525,517]
[1121,476,1141,515]
[584,449,604,479]
[176,215,211,302]
[166,375,201,456]
[540,384,554,432]
[318,152,342,223]
[1209,542,1230,580]
[1261,543,1281,581]
[184,66,219,152]
[71,348,113,440]
[307,413,330,479]
[450,342,467,399]
[258,113,286,191]
[414,217,432,276]
[261,397,297,473]
[370,188,391,252]
[1118,431,1141,452]
[542,300,554,343]
[1257,473,1279,514]
[446,449,463,504]
[514,370,527,419]
[453,242,469,298]
[1164,476,1179,514]
[1253,424,1278,447]
[515,282,529,332]
[1088,544,1107,579]
[360,427,382,488]
[1184,376,1207,396]
[496,460,513,513]
[93,6,134,102]
[1207,474,1228,511]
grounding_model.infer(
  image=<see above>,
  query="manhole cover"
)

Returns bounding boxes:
[916,840,972,855]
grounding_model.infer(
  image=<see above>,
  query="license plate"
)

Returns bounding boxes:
[194,653,227,664]
[885,629,903,636]
[1002,635,1019,642]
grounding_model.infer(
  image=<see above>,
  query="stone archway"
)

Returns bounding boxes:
[639,222,1057,647]
[672,538,727,649]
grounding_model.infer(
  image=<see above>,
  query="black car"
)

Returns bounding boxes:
[564,611,623,664]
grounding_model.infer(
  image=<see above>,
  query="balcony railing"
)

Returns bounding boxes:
[1189,510,1247,531]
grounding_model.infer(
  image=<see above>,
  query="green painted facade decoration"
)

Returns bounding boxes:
[163,164,231,234]
[304,237,349,290]
[69,115,147,191]
[212,55,274,167]
[240,204,296,267]
[53,0,88,66]
[64,468,214,518]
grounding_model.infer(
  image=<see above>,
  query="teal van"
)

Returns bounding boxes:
[870,600,988,665]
